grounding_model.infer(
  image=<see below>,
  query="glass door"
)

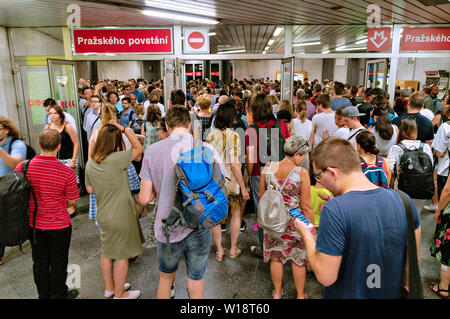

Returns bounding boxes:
[281,57,294,105]
[210,61,220,82]
[17,65,51,152]
[176,58,186,94]
[47,59,84,166]
[365,59,388,91]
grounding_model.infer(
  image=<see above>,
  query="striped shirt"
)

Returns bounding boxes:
[14,156,79,230]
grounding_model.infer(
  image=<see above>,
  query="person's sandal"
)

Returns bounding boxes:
[429,281,449,299]
[272,289,283,299]
[298,294,309,299]
[215,249,226,262]
[229,248,242,259]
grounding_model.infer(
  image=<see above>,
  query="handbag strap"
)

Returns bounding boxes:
[395,190,423,299]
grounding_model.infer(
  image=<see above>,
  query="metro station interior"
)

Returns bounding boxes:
[0,0,449,300]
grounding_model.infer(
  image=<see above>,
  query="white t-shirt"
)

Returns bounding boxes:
[335,126,366,149]
[420,108,434,122]
[387,140,434,176]
[432,122,450,176]
[292,118,312,141]
[312,112,337,146]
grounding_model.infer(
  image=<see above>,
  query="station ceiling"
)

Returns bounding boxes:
[1,0,449,54]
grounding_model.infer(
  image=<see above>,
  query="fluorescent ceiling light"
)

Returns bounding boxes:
[262,51,267,54]
[336,46,366,51]
[322,50,330,54]
[142,10,219,24]
[273,27,283,37]
[268,39,275,45]
[292,41,321,47]
[145,0,217,18]
[355,39,368,44]
[265,46,270,50]
[208,32,216,36]
[217,49,246,54]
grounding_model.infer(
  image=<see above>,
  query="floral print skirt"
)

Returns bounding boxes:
[431,202,450,266]
[263,217,307,267]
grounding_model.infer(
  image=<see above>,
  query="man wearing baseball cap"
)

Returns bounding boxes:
[335,106,366,149]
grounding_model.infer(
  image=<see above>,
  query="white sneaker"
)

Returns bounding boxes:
[113,290,141,299]
[104,283,131,298]
[424,204,438,212]
[171,285,175,298]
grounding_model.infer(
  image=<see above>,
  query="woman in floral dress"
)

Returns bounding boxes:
[259,136,314,299]
[430,176,450,298]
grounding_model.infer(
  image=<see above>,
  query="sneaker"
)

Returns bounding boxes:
[424,204,438,212]
[221,223,227,233]
[240,220,247,232]
[65,289,79,299]
[113,290,141,299]
[250,245,263,258]
[171,285,175,299]
[104,283,131,298]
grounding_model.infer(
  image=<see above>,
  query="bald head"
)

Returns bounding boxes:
[39,129,61,151]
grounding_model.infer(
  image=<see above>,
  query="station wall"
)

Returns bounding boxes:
[97,61,144,81]
[397,57,450,89]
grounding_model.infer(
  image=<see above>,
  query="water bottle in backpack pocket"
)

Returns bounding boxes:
[360,155,388,188]
[397,142,434,199]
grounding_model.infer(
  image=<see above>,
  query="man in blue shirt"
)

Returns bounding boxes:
[295,137,421,299]
[391,92,434,145]
[331,82,352,111]
[0,117,27,265]
[82,95,101,140]
[119,97,136,128]
[129,79,145,103]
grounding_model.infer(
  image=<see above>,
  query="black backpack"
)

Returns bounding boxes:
[0,160,38,249]
[196,114,214,142]
[130,118,144,135]
[9,137,36,160]
[250,119,286,167]
[397,142,434,199]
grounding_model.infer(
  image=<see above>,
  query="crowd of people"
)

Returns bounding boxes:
[0,75,449,300]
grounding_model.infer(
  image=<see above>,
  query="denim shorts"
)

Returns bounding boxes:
[156,229,211,280]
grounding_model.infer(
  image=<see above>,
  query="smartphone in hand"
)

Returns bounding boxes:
[289,208,314,229]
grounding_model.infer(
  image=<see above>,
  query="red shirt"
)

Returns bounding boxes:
[14,156,79,230]
[245,119,291,176]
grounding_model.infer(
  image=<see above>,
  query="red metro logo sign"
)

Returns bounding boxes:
[72,28,173,54]
[367,28,391,51]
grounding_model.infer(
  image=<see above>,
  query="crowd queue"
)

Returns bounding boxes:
[0,76,449,299]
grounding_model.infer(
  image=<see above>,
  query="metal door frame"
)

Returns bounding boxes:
[365,58,388,91]
[47,58,84,165]
[281,57,295,105]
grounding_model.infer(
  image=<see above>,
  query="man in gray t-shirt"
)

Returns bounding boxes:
[139,105,225,299]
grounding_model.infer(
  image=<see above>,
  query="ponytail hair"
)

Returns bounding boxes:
[294,100,307,123]
[356,130,380,155]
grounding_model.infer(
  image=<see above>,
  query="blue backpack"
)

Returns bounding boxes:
[163,140,228,251]
[360,156,388,188]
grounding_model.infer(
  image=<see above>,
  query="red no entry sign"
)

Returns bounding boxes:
[188,32,205,50]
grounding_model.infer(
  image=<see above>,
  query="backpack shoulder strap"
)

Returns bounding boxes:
[347,128,364,141]
[21,159,39,244]
[419,142,424,152]
[395,190,424,299]
[397,142,407,152]
[129,110,135,122]
[359,156,368,169]
[376,155,384,168]
[8,137,19,154]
